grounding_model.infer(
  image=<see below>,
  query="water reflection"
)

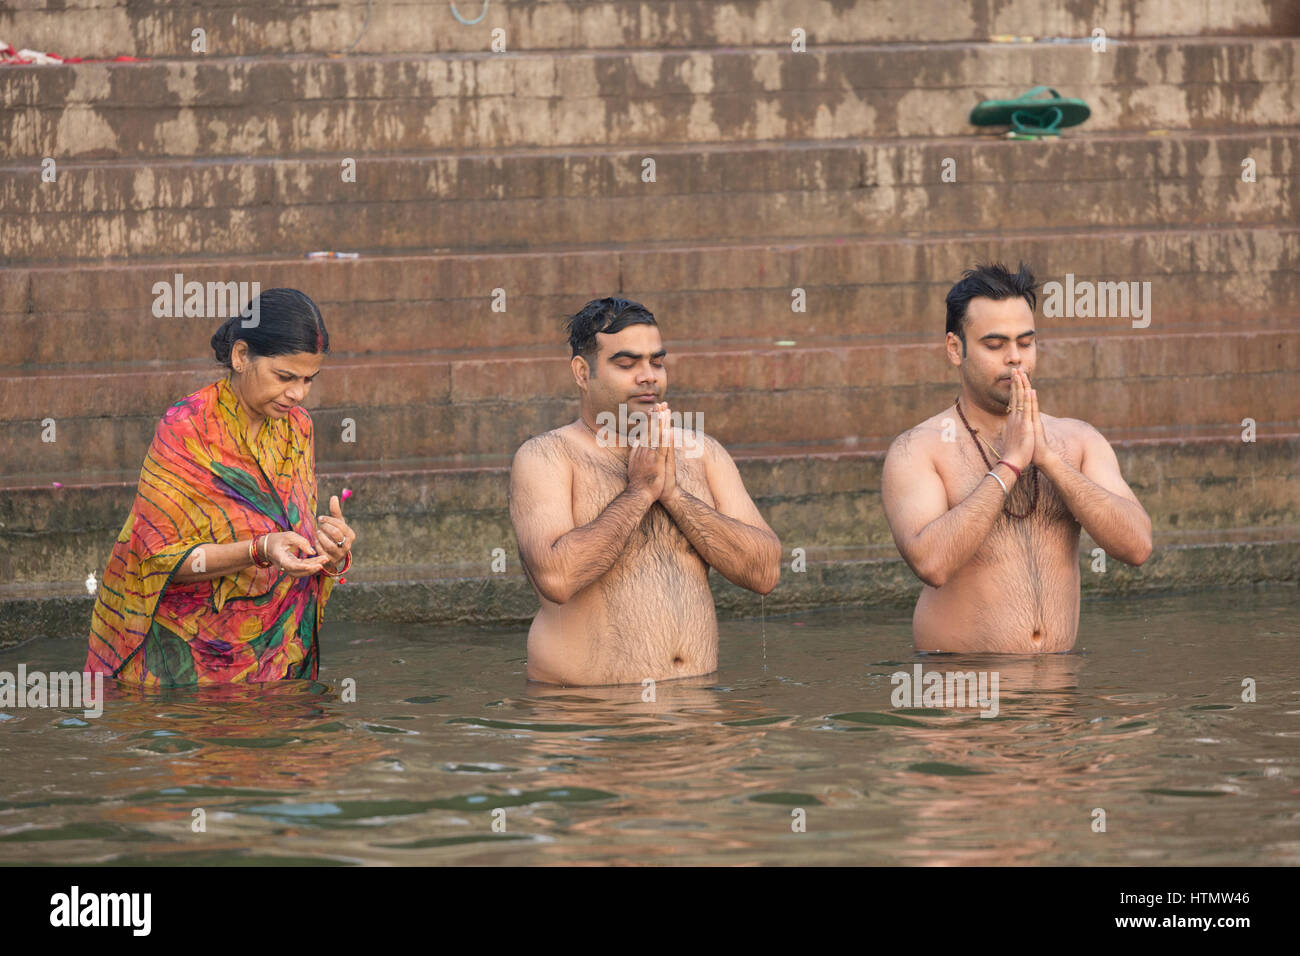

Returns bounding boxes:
[502,678,775,862]
[103,680,397,790]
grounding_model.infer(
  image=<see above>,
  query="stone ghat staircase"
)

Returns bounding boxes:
[2,0,1298,645]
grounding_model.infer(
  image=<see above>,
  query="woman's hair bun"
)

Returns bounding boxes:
[209,289,329,369]
[210,318,236,365]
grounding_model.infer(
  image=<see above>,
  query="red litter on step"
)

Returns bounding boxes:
[1,42,147,64]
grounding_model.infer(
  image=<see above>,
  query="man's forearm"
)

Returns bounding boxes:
[660,488,780,593]
[1039,455,1152,564]
[909,466,1016,587]
[540,487,654,602]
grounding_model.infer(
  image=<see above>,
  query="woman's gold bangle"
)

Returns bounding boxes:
[250,533,275,569]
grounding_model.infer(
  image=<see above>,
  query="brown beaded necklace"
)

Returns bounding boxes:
[954,396,1038,519]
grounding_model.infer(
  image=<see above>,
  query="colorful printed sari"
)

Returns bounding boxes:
[86,375,336,686]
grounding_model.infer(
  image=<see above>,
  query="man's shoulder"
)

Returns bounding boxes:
[886,413,950,461]
[1045,413,1104,447]
[513,424,579,470]
[685,427,725,461]
[1045,413,1097,433]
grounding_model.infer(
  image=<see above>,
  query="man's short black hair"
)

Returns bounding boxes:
[945,262,1038,353]
[565,297,658,361]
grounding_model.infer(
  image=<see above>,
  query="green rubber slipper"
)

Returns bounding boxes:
[970,86,1090,132]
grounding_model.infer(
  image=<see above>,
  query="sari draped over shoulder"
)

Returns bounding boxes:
[86,376,336,687]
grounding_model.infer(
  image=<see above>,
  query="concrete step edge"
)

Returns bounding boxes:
[5,35,1291,72]
[4,326,1296,380]
[5,527,1298,603]
[5,125,1299,173]
[6,221,1300,276]
[2,429,1295,491]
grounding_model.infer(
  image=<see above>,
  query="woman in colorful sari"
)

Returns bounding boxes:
[86,288,355,687]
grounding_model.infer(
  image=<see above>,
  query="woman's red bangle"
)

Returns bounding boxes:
[322,551,351,577]
[252,533,274,568]
[996,459,1022,479]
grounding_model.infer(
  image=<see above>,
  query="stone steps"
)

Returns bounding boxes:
[4,225,1297,368]
[7,129,1298,261]
[6,0,1297,59]
[2,328,1296,477]
[3,433,1296,645]
[5,431,1294,576]
[6,37,1297,160]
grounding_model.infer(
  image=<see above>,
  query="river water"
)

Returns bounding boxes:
[1,587,1296,865]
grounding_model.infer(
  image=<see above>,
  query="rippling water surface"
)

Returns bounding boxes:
[1,587,1296,865]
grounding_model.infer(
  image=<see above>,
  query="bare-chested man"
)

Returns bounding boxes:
[882,262,1152,653]
[509,297,781,686]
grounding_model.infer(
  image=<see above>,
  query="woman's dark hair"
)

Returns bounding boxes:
[565,296,657,361]
[945,262,1037,353]
[210,287,330,369]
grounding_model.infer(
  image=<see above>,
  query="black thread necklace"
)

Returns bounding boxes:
[954,396,1038,519]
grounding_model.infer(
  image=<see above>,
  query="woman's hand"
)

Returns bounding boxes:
[314,494,355,573]
[263,531,331,578]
